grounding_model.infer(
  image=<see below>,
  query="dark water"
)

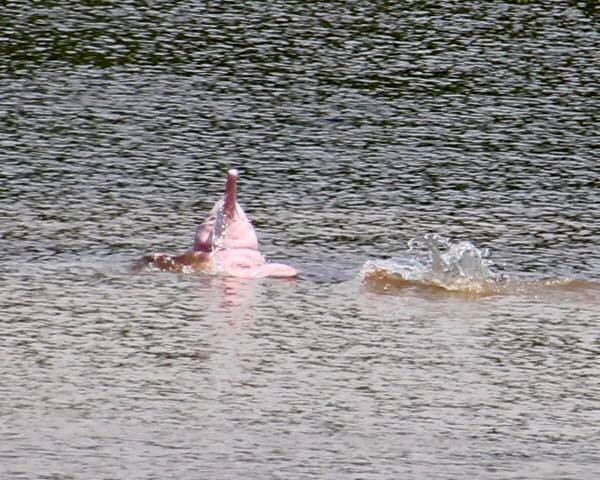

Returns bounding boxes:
[1,1,599,479]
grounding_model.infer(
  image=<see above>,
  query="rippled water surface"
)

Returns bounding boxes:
[1,1,599,479]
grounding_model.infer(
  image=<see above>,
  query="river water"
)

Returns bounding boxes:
[1,1,599,479]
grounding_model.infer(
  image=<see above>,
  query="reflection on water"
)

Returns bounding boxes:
[1,0,598,478]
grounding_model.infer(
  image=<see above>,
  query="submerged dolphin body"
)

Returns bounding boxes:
[137,169,298,278]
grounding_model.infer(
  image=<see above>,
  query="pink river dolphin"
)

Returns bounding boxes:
[135,169,298,278]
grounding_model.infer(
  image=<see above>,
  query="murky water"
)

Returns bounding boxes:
[1,1,599,478]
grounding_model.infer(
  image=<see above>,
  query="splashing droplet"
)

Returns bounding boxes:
[361,234,503,294]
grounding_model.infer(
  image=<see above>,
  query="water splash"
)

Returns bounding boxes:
[211,199,229,250]
[360,234,503,294]
[210,199,230,273]
[360,234,600,301]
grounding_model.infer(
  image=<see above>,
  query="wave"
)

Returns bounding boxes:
[360,234,599,301]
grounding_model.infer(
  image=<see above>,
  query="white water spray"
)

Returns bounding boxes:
[360,233,502,293]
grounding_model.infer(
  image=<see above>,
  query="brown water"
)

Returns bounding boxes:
[1,1,599,478]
